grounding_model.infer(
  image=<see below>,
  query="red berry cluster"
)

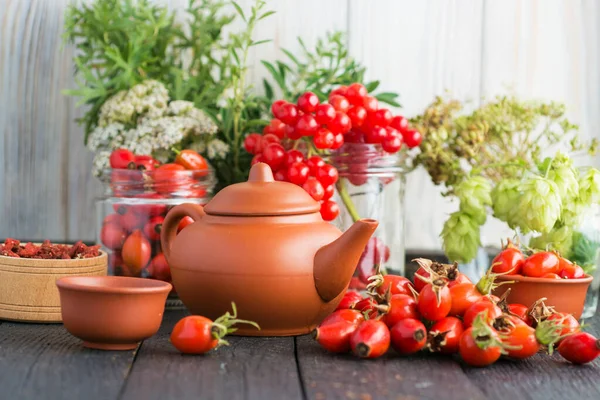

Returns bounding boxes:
[314,257,595,366]
[244,83,422,221]
[0,239,100,259]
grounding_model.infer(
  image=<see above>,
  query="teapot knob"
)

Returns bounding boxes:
[248,162,275,183]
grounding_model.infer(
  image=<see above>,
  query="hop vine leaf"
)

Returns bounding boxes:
[516,176,562,234]
[441,211,481,263]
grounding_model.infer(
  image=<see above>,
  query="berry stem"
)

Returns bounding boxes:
[336,180,361,223]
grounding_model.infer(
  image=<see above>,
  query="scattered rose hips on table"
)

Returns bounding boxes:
[312,254,597,367]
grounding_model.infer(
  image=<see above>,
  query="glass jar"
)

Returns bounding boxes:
[574,204,600,319]
[330,143,408,285]
[95,167,216,306]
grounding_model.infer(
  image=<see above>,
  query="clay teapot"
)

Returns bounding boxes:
[161,162,378,336]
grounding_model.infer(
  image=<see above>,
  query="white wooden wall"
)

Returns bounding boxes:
[1,0,599,250]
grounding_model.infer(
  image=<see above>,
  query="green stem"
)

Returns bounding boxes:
[471,162,529,176]
[336,180,361,223]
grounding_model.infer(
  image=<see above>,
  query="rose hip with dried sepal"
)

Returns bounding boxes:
[350,320,391,359]
[336,290,364,311]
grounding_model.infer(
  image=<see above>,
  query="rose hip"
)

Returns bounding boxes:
[350,320,391,358]
[390,318,427,355]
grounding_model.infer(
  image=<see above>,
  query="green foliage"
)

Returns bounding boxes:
[260,31,400,106]
[570,231,600,274]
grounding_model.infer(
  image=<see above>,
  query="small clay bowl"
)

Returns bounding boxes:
[493,274,593,319]
[56,276,172,350]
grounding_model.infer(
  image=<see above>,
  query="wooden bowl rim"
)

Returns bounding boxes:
[496,274,593,284]
[56,276,172,295]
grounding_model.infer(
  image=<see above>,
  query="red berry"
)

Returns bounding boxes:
[287,162,310,185]
[346,83,368,106]
[285,124,302,140]
[320,200,339,221]
[402,129,423,148]
[306,156,325,176]
[177,216,194,233]
[418,282,452,321]
[315,103,336,124]
[297,92,319,113]
[316,164,339,186]
[331,133,344,150]
[347,106,367,127]
[328,112,352,134]
[390,318,427,355]
[336,291,364,311]
[313,128,335,149]
[302,177,325,201]
[344,130,365,143]
[365,126,387,144]
[382,134,402,153]
[109,149,135,169]
[271,99,287,117]
[276,103,299,125]
[382,295,421,328]
[295,114,319,136]
[323,184,334,200]
[263,119,286,139]
[284,150,304,168]
[369,108,393,127]
[262,143,285,170]
[274,169,287,182]
[363,96,379,113]
[243,133,263,154]
[390,115,409,132]
[329,86,348,98]
[259,133,280,152]
[329,95,350,113]
[251,153,265,166]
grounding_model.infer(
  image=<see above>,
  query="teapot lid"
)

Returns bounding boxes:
[203,163,321,216]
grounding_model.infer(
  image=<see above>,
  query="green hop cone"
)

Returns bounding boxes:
[441,211,481,263]
[516,176,562,234]
[529,225,573,256]
[456,176,492,222]
[578,168,600,206]
[548,166,579,203]
[491,179,521,228]
[560,200,586,227]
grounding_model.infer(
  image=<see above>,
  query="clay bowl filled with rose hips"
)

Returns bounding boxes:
[489,245,592,319]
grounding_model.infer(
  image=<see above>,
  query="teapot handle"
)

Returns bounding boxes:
[160,203,206,262]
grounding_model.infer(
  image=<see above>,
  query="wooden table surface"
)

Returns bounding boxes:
[1,307,600,400]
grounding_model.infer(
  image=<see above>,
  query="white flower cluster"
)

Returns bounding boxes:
[88,80,220,176]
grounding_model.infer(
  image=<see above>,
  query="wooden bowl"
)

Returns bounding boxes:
[56,276,172,350]
[0,252,108,323]
[493,274,593,319]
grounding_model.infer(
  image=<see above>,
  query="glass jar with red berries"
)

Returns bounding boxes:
[95,153,215,308]
[330,143,410,287]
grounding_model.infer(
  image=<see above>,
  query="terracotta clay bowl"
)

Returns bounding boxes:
[493,274,593,319]
[56,276,172,350]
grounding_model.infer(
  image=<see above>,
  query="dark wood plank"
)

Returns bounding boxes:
[0,321,135,400]
[296,335,486,400]
[463,312,600,400]
[120,310,304,400]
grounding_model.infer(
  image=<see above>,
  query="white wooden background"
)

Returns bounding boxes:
[1,0,599,250]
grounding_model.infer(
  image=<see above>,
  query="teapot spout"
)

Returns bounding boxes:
[313,219,378,302]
